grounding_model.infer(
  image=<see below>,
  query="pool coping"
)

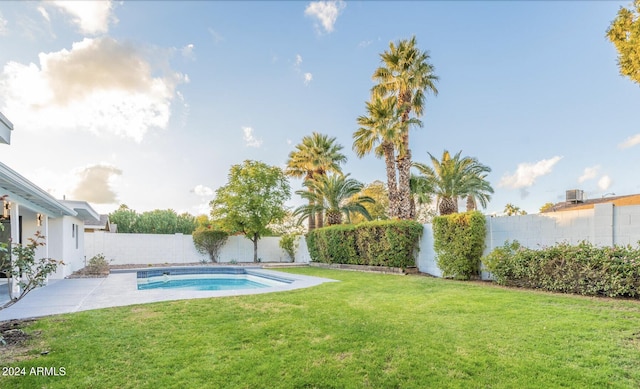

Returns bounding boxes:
[0,267,338,321]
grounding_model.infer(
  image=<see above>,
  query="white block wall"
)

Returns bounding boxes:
[85,232,310,266]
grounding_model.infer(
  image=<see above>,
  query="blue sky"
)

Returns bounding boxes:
[0,1,638,217]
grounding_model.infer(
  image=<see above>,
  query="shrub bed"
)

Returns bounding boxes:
[306,220,423,268]
[482,240,640,298]
[432,211,486,280]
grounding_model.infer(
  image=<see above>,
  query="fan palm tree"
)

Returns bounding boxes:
[285,132,346,230]
[413,150,494,216]
[353,95,420,218]
[293,174,374,226]
[372,36,438,219]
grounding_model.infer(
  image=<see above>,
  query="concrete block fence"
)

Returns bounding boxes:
[85,204,640,277]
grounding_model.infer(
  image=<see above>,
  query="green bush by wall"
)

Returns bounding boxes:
[432,211,486,280]
[306,220,423,268]
[482,240,640,298]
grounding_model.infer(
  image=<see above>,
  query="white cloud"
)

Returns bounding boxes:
[208,28,224,44]
[37,6,51,22]
[498,156,563,189]
[305,0,346,34]
[358,40,373,48]
[598,175,612,191]
[578,166,599,183]
[193,185,214,197]
[0,37,186,142]
[619,134,640,149]
[0,12,7,36]
[70,164,123,204]
[50,0,116,34]
[295,54,303,67]
[181,43,195,59]
[242,126,262,148]
[304,72,313,86]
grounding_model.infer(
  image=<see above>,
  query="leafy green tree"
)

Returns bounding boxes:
[413,150,493,216]
[210,160,291,262]
[285,132,346,230]
[176,212,197,234]
[349,180,390,224]
[372,36,439,219]
[294,174,374,226]
[109,204,139,233]
[504,203,527,216]
[539,202,555,213]
[192,227,229,263]
[607,0,640,85]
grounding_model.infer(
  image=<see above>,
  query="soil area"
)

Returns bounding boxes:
[0,318,41,363]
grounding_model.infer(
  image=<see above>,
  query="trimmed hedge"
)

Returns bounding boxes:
[433,211,486,280]
[482,240,640,298]
[306,220,423,268]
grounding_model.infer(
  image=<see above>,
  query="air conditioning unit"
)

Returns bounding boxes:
[566,189,584,203]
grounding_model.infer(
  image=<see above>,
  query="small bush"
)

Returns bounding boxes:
[193,228,229,263]
[86,254,111,275]
[433,211,486,280]
[279,233,300,262]
[306,220,423,268]
[482,240,640,298]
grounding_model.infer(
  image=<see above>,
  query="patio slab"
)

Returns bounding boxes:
[0,269,336,321]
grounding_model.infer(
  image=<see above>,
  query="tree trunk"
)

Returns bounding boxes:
[397,91,414,220]
[397,147,412,219]
[252,234,258,263]
[326,211,342,226]
[466,195,476,211]
[308,200,316,231]
[316,210,324,229]
[382,141,399,218]
[439,197,458,216]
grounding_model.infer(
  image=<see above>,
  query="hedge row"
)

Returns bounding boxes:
[432,211,486,280]
[482,240,640,298]
[306,220,423,268]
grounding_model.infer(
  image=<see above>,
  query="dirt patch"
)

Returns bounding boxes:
[0,318,42,363]
[66,267,109,278]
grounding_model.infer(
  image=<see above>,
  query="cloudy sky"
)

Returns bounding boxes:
[0,1,638,216]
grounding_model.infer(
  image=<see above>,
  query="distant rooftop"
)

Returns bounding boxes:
[542,193,640,213]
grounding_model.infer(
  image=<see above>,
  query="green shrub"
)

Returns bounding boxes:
[433,211,486,280]
[306,220,423,268]
[279,233,300,262]
[482,240,640,298]
[86,254,111,275]
[192,228,229,263]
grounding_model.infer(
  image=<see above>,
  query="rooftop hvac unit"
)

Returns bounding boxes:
[566,189,584,203]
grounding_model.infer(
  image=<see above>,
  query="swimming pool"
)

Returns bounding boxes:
[136,267,293,291]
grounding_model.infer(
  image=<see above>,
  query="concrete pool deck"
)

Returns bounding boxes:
[0,268,337,321]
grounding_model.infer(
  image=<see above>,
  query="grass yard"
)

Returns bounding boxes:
[1,267,640,388]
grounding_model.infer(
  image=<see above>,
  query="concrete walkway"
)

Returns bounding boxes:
[0,269,336,321]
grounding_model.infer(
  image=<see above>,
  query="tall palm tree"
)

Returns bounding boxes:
[293,174,374,226]
[372,36,438,220]
[285,132,346,230]
[413,150,494,216]
[353,95,420,218]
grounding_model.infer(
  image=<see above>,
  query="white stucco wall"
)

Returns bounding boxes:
[85,233,302,266]
[48,216,86,278]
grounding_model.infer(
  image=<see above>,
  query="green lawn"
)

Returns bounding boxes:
[2,267,640,388]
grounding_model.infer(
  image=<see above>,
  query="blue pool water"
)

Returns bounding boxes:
[138,277,270,291]
[136,267,292,291]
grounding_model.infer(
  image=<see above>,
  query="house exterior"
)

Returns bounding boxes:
[1,113,100,297]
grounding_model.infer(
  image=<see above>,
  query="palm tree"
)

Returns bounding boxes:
[293,174,374,226]
[504,203,527,216]
[353,95,421,218]
[372,36,438,219]
[413,150,494,216]
[285,133,346,230]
